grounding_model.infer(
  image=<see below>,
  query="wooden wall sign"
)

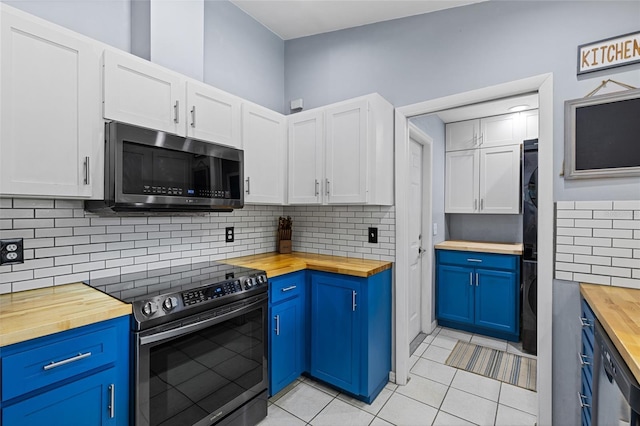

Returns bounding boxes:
[578,31,640,75]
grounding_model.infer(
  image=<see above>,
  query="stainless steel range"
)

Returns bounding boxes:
[86,262,269,426]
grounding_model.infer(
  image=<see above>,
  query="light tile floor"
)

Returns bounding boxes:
[258,327,537,426]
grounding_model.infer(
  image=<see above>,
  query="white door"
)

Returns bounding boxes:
[445,149,479,213]
[241,103,286,204]
[479,145,521,214]
[480,113,522,147]
[0,7,100,198]
[103,49,185,136]
[325,99,368,203]
[408,139,423,342]
[186,81,241,148]
[288,110,324,204]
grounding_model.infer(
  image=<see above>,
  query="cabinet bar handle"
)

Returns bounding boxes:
[475,272,479,286]
[108,384,115,418]
[174,100,179,123]
[352,290,357,311]
[326,179,330,196]
[578,392,590,409]
[473,133,477,145]
[480,199,484,210]
[467,258,482,263]
[469,272,473,286]
[281,285,297,292]
[83,156,90,185]
[246,177,250,194]
[578,352,591,367]
[190,106,196,128]
[275,315,280,336]
[579,317,593,328]
[479,132,484,145]
[474,199,478,211]
[43,352,91,370]
[315,179,319,196]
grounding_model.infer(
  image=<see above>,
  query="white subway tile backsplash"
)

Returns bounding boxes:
[556,200,640,289]
[13,277,53,292]
[14,219,54,229]
[0,209,34,219]
[573,273,611,285]
[556,262,591,273]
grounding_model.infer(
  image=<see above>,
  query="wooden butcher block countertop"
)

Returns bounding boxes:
[223,252,393,278]
[580,283,640,383]
[0,283,131,347]
[434,240,523,255]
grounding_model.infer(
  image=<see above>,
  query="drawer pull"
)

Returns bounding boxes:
[43,352,92,370]
[579,317,593,328]
[578,352,591,367]
[578,392,590,409]
[108,384,115,418]
[467,258,483,263]
[281,285,297,292]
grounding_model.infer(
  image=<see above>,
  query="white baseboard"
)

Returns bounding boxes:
[388,371,396,384]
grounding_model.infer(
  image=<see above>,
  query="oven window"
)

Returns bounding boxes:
[147,310,265,426]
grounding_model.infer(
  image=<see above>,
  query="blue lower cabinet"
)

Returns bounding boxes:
[269,271,307,396]
[580,299,595,426]
[310,269,392,403]
[1,315,130,425]
[436,249,520,341]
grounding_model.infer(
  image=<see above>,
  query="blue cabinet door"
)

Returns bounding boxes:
[3,368,118,426]
[437,264,474,325]
[310,273,361,394]
[474,268,518,334]
[270,296,304,396]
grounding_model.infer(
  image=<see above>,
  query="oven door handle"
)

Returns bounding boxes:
[139,296,267,346]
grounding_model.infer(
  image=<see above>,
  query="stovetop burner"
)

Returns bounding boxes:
[84,261,268,330]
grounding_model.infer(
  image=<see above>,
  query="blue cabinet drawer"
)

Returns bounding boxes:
[270,271,305,304]
[437,250,517,270]
[2,320,120,401]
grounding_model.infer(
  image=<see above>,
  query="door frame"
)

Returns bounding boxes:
[394,73,553,426]
[408,123,435,336]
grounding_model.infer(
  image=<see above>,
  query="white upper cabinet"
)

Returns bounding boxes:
[479,145,521,214]
[242,103,286,204]
[286,94,394,206]
[103,49,185,136]
[445,111,532,214]
[103,49,242,148]
[521,109,539,140]
[446,119,480,151]
[480,113,521,148]
[186,81,241,148]
[288,110,324,204]
[0,5,102,199]
[445,149,479,213]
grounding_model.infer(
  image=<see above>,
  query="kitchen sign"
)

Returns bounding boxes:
[578,31,640,75]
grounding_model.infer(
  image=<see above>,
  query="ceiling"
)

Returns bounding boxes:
[229,0,487,40]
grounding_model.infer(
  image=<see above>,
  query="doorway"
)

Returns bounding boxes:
[407,124,434,352]
[394,73,553,425]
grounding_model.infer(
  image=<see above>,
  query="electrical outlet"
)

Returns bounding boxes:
[1,238,24,265]
[225,227,234,243]
[368,227,378,244]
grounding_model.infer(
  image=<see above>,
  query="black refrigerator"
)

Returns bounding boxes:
[522,139,538,354]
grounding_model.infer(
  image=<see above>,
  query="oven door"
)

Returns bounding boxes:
[135,294,268,426]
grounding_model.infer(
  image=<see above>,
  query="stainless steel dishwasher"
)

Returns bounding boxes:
[592,320,640,426]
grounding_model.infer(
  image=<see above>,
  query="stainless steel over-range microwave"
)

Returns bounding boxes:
[85,122,244,214]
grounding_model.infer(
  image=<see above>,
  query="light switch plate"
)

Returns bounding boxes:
[368,227,378,244]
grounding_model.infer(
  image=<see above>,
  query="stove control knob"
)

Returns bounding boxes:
[142,301,157,316]
[256,274,266,285]
[163,296,178,312]
[244,277,255,290]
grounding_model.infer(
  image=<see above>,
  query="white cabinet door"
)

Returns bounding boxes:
[521,109,539,140]
[186,81,241,148]
[103,49,185,136]
[445,149,479,213]
[0,6,100,198]
[446,119,479,152]
[480,113,522,147]
[242,103,285,204]
[479,145,521,214]
[325,99,368,204]
[288,110,324,204]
